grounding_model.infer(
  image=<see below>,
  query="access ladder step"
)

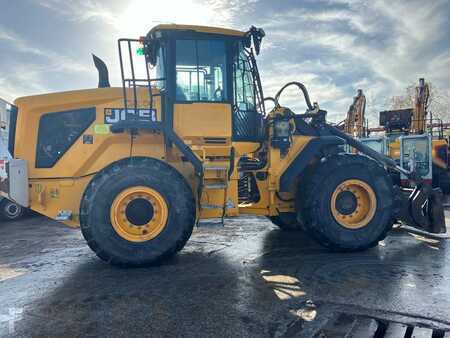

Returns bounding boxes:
[203,183,227,190]
[204,166,228,171]
[203,166,229,180]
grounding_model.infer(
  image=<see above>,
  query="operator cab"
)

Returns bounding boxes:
[119,24,266,143]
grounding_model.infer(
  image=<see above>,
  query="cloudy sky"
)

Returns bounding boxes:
[0,0,449,123]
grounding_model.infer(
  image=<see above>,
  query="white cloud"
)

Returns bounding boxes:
[36,0,260,35]
[2,0,449,125]
[256,0,450,122]
[0,66,48,102]
[36,0,119,27]
[260,60,348,120]
[0,24,92,99]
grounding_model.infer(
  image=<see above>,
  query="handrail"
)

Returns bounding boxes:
[117,37,203,180]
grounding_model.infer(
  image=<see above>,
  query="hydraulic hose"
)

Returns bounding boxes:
[274,82,314,110]
[272,81,414,180]
[263,97,276,106]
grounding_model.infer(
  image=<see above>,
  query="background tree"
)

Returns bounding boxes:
[389,81,450,122]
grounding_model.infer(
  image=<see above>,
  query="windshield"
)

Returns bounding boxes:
[175,39,227,102]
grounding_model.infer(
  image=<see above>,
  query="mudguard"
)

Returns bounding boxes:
[279,136,344,192]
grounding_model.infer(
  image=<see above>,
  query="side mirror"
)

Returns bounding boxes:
[146,39,159,66]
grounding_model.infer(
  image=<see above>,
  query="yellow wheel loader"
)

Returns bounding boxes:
[0,25,445,266]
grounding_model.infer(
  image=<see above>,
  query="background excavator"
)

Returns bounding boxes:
[0,25,445,266]
[343,89,367,138]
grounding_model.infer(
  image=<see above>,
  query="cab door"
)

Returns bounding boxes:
[172,39,232,143]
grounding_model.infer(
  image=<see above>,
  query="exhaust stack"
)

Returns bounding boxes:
[92,54,110,88]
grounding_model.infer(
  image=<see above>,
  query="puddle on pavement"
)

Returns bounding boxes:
[261,270,306,300]
[0,265,26,282]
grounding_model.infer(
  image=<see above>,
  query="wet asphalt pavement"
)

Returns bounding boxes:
[1,214,450,337]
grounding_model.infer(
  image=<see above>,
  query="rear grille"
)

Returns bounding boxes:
[232,108,264,142]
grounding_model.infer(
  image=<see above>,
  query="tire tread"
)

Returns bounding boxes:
[80,157,195,267]
[299,154,394,251]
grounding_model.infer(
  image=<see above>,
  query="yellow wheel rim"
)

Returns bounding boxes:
[330,179,377,230]
[110,186,168,242]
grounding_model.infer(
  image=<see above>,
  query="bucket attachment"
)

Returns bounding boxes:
[394,185,446,234]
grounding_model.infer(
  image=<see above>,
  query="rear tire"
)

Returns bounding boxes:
[299,154,394,251]
[80,157,196,267]
[0,199,24,221]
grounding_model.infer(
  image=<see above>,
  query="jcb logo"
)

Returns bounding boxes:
[104,108,156,124]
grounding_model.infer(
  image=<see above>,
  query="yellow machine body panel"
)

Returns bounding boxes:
[232,142,260,156]
[431,139,448,169]
[13,87,167,226]
[174,103,232,140]
[29,176,93,227]
[238,135,315,216]
[388,138,400,160]
[14,87,163,178]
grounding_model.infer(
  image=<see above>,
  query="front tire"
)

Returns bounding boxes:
[80,157,196,267]
[299,154,394,251]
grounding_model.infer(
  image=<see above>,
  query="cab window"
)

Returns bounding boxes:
[151,46,166,90]
[401,137,430,177]
[175,40,227,102]
[232,44,262,141]
[234,47,256,110]
[36,108,96,168]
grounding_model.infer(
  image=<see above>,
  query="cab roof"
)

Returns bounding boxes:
[148,24,247,38]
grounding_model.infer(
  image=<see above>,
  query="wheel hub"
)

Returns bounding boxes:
[125,198,154,226]
[335,191,358,215]
[110,186,168,242]
[331,179,377,230]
